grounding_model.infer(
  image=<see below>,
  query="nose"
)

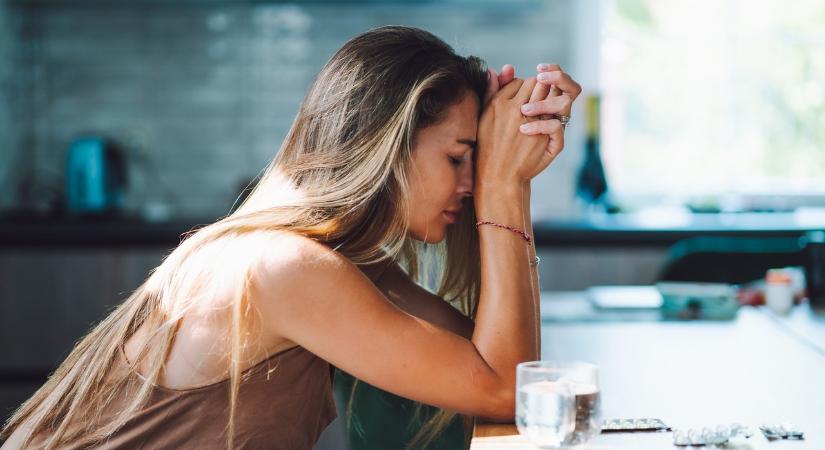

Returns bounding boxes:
[457,161,473,198]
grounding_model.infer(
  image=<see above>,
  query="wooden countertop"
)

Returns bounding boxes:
[471,292,825,449]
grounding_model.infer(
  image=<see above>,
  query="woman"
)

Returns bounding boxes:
[331,58,577,450]
[1,26,579,449]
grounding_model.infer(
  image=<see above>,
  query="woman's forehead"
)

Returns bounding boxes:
[433,95,480,139]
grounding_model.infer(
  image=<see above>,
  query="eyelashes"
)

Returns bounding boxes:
[449,156,463,166]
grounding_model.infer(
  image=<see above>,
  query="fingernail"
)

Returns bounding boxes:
[521,104,534,113]
[537,72,551,82]
[537,64,550,71]
[519,123,532,132]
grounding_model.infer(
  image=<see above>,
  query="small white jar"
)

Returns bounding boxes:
[765,269,793,315]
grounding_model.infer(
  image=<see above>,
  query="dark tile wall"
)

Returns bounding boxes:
[1,1,575,219]
[0,1,25,211]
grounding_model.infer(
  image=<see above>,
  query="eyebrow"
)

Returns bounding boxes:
[457,139,477,150]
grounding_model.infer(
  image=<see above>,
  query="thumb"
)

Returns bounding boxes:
[498,64,515,87]
[483,68,500,106]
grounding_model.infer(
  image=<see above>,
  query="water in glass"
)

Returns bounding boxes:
[516,380,575,448]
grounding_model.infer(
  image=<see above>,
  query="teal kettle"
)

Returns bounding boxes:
[65,136,128,215]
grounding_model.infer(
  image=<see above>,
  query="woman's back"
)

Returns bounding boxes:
[119,231,303,391]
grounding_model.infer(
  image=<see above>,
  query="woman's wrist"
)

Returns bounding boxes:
[474,181,525,222]
[474,180,524,203]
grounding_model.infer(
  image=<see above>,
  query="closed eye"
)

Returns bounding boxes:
[449,156,463,166]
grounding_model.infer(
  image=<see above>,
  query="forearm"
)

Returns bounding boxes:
[471,182,540,387]
[522,183,541,357]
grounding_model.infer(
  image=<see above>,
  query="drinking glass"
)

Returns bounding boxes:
[516,360,602,448]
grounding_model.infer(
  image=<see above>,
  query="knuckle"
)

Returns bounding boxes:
[549,139,564,155]
[541,121,557,134]
[529,102,547,115]
[539,99,557,114]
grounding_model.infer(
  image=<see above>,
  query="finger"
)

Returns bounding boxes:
[513,76,537,102]
[529,75,551,104]
[546,124,565,157]
[519,118,563,137]
[520,119,566,158]
[536,71,582,102]
[536,70,579,99]
[528,64,555,103]
[536,63,562,97]
[520,94,573,117]
[498,77,525,100]
[483,68,500,106]
[536,63,561,73]
[499,64,515,87]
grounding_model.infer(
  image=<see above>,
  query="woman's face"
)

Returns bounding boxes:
[407,92,479,243]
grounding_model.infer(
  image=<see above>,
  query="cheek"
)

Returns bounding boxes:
[408,172,451,235]
[421,168,456,208]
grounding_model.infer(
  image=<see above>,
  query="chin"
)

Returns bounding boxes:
[409,227,446,244]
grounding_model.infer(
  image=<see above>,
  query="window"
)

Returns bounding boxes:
[600,0,825,211]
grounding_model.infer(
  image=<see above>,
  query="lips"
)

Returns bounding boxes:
[442,209,461,224]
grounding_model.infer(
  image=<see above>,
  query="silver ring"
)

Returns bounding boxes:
[556,114,571,127]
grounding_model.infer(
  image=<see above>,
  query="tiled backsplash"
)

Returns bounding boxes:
[0,1,24,211]
[1,1,579,219]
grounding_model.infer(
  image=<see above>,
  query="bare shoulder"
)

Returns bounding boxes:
[248,230,369,329]
[251,230,356,283]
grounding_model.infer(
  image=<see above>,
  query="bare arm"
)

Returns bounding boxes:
[522,183,541,357]
[254,236,513,421]
[471,182,537,394]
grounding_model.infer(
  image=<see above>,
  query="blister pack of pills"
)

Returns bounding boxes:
[760,423,804,440]
[601,418,671,433]
[672,423,752,446]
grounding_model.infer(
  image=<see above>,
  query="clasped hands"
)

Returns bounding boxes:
[487,63,581,154]
[476,63,582,186]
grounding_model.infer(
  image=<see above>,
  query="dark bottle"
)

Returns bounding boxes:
[575,95,609,208]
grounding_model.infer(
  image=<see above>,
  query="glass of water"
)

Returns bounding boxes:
[516,361,602,448]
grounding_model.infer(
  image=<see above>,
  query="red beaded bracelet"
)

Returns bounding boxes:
[475,220,532,244]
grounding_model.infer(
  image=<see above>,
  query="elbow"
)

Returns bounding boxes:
[477,378,516,422]
[493,386,516,421]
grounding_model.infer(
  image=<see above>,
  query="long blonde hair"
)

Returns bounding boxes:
[1,25,487,449]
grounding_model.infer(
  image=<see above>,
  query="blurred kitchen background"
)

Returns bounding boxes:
[0,0,823,447]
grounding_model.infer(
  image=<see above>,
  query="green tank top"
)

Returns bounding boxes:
[333,368,469,450]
